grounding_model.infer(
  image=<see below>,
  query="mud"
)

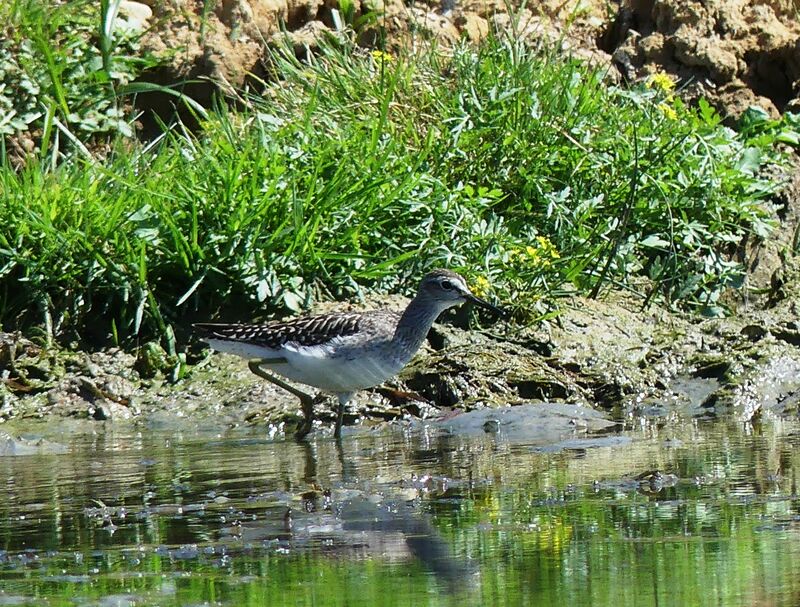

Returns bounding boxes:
[122,0,800,125]
[3,280,800,438]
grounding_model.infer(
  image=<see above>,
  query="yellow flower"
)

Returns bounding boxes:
[647,71,676,93]
[371,49,393,63]
[535,236,560,259]
[657,102,678,120]
[510,237,560,269]
[472,275,490,298]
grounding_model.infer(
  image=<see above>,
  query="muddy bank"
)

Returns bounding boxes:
[6,164,800,434]
[122,0,800,131]
[3,279,800,437]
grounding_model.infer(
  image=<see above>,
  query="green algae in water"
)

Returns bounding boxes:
[0,419,799,606]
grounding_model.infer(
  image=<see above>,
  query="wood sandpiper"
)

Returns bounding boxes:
[194,269,503,439]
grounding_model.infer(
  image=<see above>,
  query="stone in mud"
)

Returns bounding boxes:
[0,431,67,456]
[641,374,722,418]
[117,1,152,32]
[741,324,768,342]
[89,400,134,421]
[533,435,632,452]
[430,402,615,445]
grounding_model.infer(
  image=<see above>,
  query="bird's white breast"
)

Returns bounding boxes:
[279,339,404,392]
[208,335,406,394]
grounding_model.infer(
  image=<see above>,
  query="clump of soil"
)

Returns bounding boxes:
[602,0,800,118]
[126,0,800,121]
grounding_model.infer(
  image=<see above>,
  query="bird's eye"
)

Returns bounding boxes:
[441,280,453,290]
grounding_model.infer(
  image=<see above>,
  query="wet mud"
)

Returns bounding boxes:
[4,284,800,438]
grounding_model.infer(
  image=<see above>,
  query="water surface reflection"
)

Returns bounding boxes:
[0,417,799,606]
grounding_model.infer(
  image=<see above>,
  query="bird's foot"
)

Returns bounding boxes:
[292,394,319,441]
[294,416,313,441]
[293,394,329,441]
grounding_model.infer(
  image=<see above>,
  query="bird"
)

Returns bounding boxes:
[194,269,503,439]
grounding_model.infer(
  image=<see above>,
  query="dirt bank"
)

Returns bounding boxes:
[3,277,800,437]
[124,0,800,122]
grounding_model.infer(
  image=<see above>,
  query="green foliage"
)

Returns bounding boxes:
[239,39,788,317]
[0,0,155,160]
[424,46,783,314]
[0,32,794,345]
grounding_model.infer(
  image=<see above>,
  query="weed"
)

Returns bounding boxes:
[0,0,157,164]
[1,30,795,346]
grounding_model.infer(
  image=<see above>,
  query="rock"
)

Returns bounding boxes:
[491,11,555,44]
[0,431,67,456]
[710,81,780,121]
[0,386,18,419]
[638,32,669,64]
[39,373,136,421]
[604,0,800,117]
[408,8,460,45]
[741,324,768,342]
[673,28,740,83]
[454,13,489,43]
[274,20,332,55]
[430,402,615,444]
[400,336,587,410]
[89,400,133,421]
[129,0,800,124]
[98,375,136,402]
[117,1,153,32]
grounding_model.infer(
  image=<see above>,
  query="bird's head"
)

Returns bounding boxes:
[418,269,505,316]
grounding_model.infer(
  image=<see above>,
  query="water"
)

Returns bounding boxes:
[1,415,799,606]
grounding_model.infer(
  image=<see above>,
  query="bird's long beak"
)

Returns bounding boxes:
[464,292,507,317]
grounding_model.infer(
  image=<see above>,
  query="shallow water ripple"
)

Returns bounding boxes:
[0,416,799,606]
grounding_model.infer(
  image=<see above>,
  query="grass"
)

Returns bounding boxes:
[0,11,796,349]
[0,0,159,165]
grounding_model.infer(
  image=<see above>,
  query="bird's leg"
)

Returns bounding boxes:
[248,359,315,440]
[334,392,354,440]
[335,403,344,440]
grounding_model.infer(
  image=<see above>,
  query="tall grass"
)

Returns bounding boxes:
[0,33,792,347]
[0,0,155,165]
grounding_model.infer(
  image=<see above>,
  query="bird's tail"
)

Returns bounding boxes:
[193,323,275,359]
[193,322,252,341]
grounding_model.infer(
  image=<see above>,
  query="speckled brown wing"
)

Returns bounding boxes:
[194,313,364,349]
